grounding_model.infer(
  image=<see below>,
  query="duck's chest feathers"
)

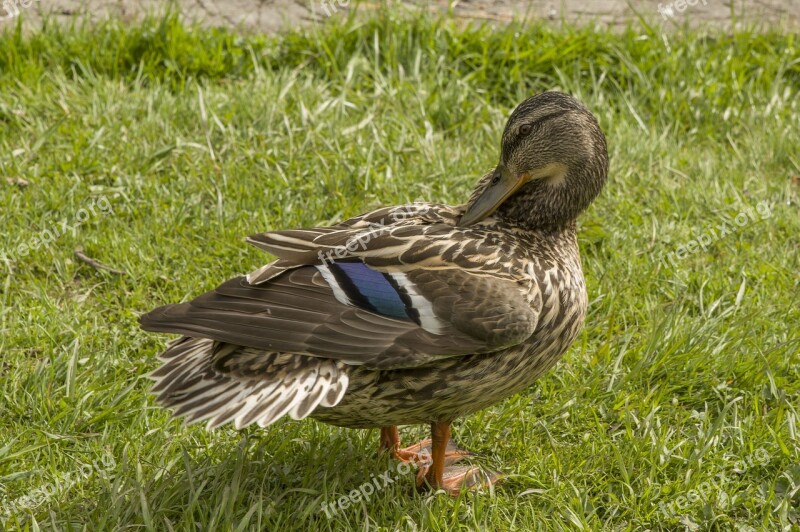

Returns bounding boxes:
[525,255,587,339]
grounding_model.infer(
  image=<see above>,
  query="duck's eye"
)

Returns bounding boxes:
[519,124,533,136]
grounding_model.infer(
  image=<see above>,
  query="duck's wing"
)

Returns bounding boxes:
[140,204,541,371]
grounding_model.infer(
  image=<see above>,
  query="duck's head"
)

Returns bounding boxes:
[459,92,608,230]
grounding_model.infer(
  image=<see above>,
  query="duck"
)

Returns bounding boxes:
[139,91,608,495]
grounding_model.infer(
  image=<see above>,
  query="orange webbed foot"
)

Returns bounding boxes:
[379,425,501,495]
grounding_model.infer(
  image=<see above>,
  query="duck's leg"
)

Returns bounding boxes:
[379,425,467,462]
[378,425,473,488]
[379,426,401,453]
[422,421,502,495]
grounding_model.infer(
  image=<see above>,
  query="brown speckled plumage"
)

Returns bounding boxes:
[140,92,608,491]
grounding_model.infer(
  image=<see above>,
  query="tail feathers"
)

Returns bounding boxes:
[149,337,350,430]
[320,371,348,407]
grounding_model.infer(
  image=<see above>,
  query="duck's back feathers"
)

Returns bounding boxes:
[244,203,462,283]
[140,203,545,428]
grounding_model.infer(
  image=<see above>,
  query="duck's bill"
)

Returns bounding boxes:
[458,164,526,227]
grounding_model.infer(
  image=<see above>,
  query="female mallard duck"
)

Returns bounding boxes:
[140,91,608,495]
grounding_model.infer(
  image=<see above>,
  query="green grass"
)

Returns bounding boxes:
[1,9,799,531]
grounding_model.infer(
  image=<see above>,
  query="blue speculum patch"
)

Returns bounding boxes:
[331,261,410,320]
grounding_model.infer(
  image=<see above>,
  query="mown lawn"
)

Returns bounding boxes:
[1,9,799,531]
